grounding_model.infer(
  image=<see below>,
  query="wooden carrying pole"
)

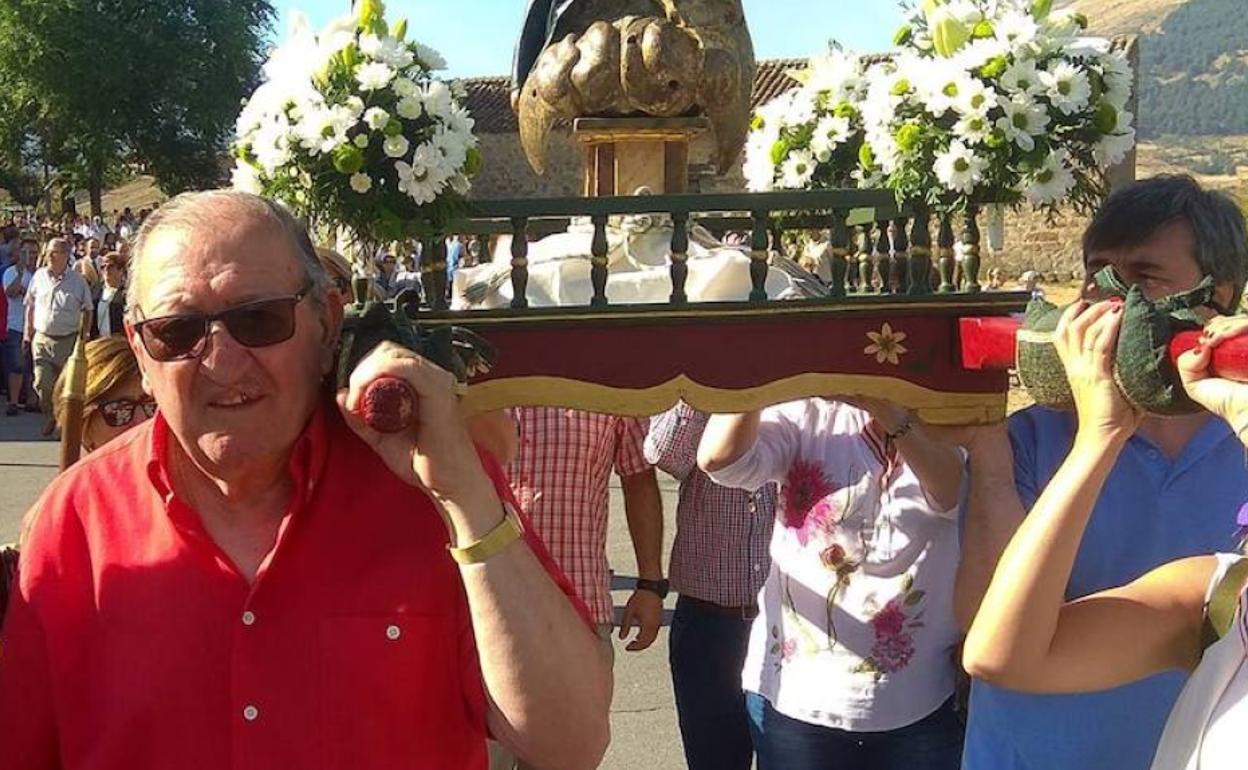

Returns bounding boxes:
[959,317,1248,381]
[58,310,92,471]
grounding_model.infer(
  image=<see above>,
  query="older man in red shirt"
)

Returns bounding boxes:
[0,191,612,770]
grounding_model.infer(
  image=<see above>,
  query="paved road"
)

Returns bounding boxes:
[0,411,691,770]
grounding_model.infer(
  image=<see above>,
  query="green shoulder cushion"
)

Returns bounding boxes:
[1017,267,1214,415]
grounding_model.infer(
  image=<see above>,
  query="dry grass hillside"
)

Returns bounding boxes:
[1060,0,1187,35]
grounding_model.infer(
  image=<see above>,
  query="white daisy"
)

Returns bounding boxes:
[383,134,410,158]
[744,138,778,192]
[996,97,1050,151]
[1000,60,1045,97]
[392,77,419,98]
[420,80,454,119]
[1039,60,1092,115]
[356,62,396,92]
[1093,110,1136,168]
[955,38,1008,73]
[995,9,1039,49]
[934,140,986,195]
[364,107,390,130]
[780,149,817,189]
[413,42,447,71]
[349,172,373,194]
[231,162,264,195]
[1024,149,1076,204]
[919,64,974,117]
[954,79,999,117]
[954,113,993,145]
[810,115,853,162]
[396,95,424,120]
[805,49,863,103]
[1100,53,1134,110]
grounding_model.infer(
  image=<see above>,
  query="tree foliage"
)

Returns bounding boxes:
[1136,0,1248,138]
[0,0,274,213]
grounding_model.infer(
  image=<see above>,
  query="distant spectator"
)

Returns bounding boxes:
[52,336,151,453]
[2,236,37,416]
[92,253,126,339]
[25,237,93,435]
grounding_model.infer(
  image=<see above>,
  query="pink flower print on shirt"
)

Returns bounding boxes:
[781,460,837,546]
[854,580,926,681]
[870,600,907,638]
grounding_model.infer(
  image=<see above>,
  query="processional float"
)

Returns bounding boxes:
[352,0,1247,430]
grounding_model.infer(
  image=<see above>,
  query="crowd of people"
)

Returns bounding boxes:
[1,175,1248,770]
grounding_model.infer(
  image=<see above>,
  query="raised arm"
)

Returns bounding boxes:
[339,344,611,770]
[644,403,706,480]
[698,410,762,474]
[963,300,1211,693]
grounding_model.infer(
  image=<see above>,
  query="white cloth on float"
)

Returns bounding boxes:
[451,213,825,309]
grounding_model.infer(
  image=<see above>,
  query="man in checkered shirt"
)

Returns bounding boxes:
[646,402,776,770]
[492,406,665,770]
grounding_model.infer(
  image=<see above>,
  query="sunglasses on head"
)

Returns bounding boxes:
[133,284,312,362]
[96,397,157,428]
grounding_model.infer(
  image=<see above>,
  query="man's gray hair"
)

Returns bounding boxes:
[125,190,330,318]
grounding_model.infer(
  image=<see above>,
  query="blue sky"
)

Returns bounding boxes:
[275,1,903,78]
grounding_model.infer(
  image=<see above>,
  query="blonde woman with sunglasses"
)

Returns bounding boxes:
[52,336,154,453]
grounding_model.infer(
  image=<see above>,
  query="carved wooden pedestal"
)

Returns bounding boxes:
[574,116,709,197]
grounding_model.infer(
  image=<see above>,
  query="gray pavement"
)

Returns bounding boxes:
[0,411,690,770]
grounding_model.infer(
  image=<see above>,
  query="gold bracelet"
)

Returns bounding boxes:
[448,501,525,565]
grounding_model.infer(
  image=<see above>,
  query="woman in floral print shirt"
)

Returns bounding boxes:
[699,396,966,770]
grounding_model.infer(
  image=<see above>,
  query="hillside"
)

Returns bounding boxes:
[1064,0,1248,138]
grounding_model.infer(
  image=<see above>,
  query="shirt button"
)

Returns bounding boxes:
[753,564,761,572]
[242,611,256,627]
[243,705,259,722]
[386,624,402,641]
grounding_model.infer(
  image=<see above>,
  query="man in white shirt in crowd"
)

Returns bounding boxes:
[2,235,37,416]
[23,237,93,434]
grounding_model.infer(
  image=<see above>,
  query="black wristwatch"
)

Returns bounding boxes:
[635,578,670,600]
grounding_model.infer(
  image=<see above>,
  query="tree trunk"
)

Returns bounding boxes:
[89,160,103,217]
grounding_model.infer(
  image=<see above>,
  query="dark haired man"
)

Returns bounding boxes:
[955,175,1248,770]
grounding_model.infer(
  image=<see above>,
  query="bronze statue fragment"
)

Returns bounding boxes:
[512,0,756,174]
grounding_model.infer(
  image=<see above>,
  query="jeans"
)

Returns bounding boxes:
[669,595,756,770]
[747,691,964,770]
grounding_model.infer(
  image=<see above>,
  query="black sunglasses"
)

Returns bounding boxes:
[96,397,157,428]
[134,285,311,362]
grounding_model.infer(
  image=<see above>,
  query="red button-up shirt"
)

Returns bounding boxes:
[0,402,589,770]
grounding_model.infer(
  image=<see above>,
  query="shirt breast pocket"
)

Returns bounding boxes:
[319,613,479,769]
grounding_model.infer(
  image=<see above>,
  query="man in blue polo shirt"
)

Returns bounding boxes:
[955,175,1248,770]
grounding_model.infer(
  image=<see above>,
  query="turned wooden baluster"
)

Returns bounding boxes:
[509,216,530,309]
[908,207,932,295]
[937,213,957,293]
[892,218,910,295]
[962,205,982,293]
[829,211,849,298]
[749,210,770,302]
[857,224,873,293]
[590,214,609,307]
[670,210,690,305]
[874,222,891,294]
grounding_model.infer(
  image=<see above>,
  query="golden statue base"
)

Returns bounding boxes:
[573,117,709,196]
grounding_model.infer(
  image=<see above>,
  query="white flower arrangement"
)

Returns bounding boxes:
[232,0,480,245]
[746,0,1136,215]
[744,49,870,192]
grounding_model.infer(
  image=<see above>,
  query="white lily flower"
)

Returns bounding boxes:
[934,140,986,195]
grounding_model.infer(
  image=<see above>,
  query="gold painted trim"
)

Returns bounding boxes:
[461,373,1007,425]
[1015,329,1053,344]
